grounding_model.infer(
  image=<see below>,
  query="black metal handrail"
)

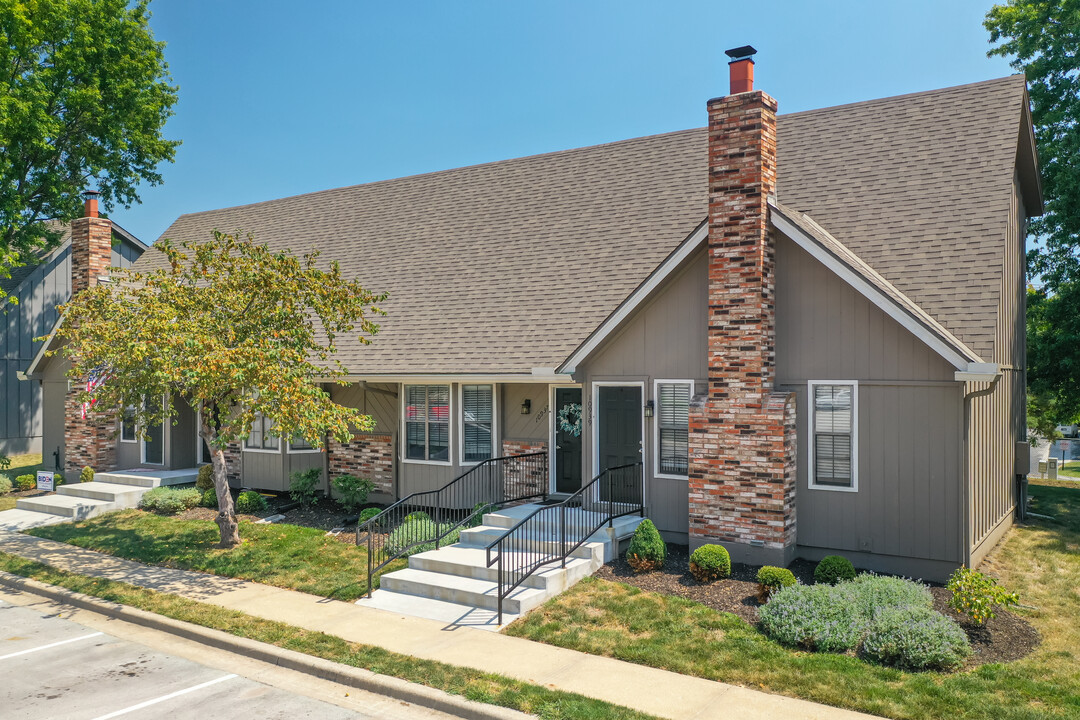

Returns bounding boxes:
[356,451,548,596]
[485,462,644,624]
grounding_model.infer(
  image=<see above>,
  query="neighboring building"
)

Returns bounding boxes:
[2,195,146,459]
[26,58,1039,580]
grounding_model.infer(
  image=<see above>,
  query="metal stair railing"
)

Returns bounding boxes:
[484,462,643,624]
[356,451,547,597]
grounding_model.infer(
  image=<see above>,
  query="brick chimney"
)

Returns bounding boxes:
[70,190,113,294]
[687,47,797,565]
[63,189,117,477]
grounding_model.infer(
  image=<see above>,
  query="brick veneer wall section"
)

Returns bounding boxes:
[687,86,797,565]
[501,439,548,498]
[328,433,395,497]
[63,380,116,477]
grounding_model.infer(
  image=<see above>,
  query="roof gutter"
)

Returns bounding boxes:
[954,362,1001,383]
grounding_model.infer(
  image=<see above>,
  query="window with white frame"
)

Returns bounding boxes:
[461,384,494,463]
[289,435,315,452]
[405,385,450,462]
[656,382,692,476]
[120,406,137,442]
[809,382,857,490]
[245,412,279,451]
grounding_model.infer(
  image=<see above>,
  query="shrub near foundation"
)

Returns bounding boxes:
[626,519,665,573]
[138,487,201,515]
[861,604,971,671]
[14,474,35,491]
[814,555,856,585]
[0,474,11,495]
[80,466,95,483]
[689,544,731,583]
[196,464,215,492]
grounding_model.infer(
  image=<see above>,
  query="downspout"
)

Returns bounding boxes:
[957,365,1001,567]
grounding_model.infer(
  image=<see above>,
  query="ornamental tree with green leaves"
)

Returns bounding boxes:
[0,0,178,304]
[51,231,386,547]
[986,0,1080,289]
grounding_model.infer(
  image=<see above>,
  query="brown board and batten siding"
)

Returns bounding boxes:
[575,247,708,543]
[969,172,1027,566]
[501,384,550,443]
[774,233,966,579]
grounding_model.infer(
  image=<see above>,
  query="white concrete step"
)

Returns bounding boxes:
[408,545,594,590]
[15,494,113,520]
[378,567,548,615]
[458,525,607,562]
[356,589,520,630]
[57,481,146,507]
[0,508,70,533]
[94,468,198,488]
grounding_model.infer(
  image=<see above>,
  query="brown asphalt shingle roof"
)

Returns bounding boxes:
[139,75,1030,374]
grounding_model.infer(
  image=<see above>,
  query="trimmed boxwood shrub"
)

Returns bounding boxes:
[14,474,35,491]
[689,544,731,583]
[139,487,201,515]
[80,466,95,483]
[0,474,12,495]
[861,604,971,671]
[757,566,797,591]
[196,464,215,492]
[358,507,383,526]
[385,518,460,556]
[201,488,218,509]
[626,519,665,573]
[236,490,268,514]
[814,555,856,585]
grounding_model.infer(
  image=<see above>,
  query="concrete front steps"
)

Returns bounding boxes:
[11,468,199,524]
[357,504,643,630]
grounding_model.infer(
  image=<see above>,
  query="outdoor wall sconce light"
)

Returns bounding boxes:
[644,400,655,418]
[521,399,531,415]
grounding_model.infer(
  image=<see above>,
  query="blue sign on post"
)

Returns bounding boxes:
[36,471,55,492]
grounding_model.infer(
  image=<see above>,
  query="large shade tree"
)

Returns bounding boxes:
[0,0,178,304]
[52,231,386,547]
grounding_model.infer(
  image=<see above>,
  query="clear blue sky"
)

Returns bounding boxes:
[117,0,1016,243]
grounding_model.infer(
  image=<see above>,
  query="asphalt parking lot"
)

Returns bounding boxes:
[0,596,382,719]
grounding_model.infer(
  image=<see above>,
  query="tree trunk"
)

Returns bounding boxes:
[200,412,240,548]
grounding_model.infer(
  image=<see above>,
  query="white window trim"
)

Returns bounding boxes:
[119,406,138,444]
[243,412,281,454]
[548,384,582,493]
[401,383,454,466]
[806,380,859,493]
[140,395,167,466]
[458,383,497,467]
[287,438,323,454]
[652,379,694,481]
[590,381,646,479]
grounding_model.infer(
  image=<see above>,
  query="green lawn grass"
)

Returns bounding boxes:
[0,552,654,720]
[505,482,1080,719]
[6,452,45,477]
[27,509,400,601]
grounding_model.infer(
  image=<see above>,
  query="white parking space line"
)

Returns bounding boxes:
[0,631,104,660]
[89,673,239,720]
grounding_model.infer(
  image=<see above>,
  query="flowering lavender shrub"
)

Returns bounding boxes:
[760,573,965,671]
[759,584,865,652]
[862,605,971,671]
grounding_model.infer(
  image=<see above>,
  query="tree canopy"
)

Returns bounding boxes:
[0,0,178,302]
[52,231,387,546]
[1027,283,1080,432]
[986,0,1080,289]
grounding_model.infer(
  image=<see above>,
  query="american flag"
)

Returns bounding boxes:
[80,369,109,419]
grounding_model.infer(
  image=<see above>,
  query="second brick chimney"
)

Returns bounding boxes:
[70,190,113,294]
[687,47,797,564]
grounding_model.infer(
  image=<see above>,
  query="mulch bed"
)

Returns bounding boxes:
[595,542,1039,669]
[176,493,375,546]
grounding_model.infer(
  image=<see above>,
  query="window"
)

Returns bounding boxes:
[461,384,494,463]
[808,382,857,491]
[120,407,137,442]
[405,385,450,462]
[656,381,692,477]
[245,412,279,451]
[288,435,315,452]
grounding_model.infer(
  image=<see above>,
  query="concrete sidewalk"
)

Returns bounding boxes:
[0,531,878,720]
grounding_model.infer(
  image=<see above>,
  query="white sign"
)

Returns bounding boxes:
[36,470,54,492]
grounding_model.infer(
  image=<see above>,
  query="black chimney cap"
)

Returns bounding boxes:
[725,45,757,62]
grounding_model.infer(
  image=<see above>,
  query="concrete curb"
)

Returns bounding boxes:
[0,571,532,720]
